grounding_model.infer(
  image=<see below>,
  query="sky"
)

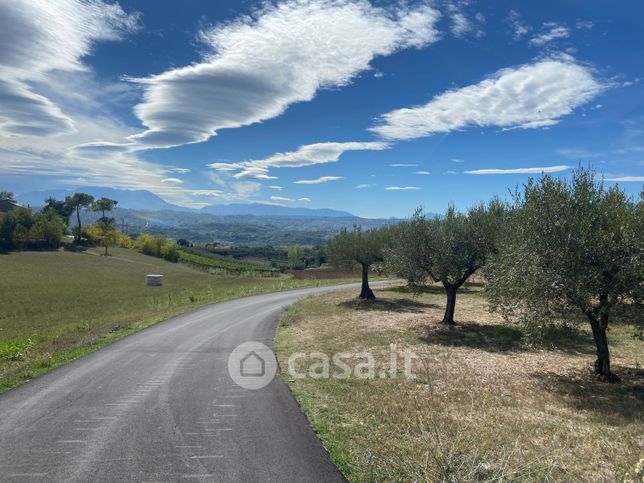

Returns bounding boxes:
[0,0,642,218]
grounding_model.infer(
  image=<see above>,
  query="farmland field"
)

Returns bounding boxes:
[0,247,358,392]
[276,284,644,482]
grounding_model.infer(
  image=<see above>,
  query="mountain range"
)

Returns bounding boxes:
[16,187,355,218]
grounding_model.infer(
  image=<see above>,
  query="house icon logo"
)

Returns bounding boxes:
[228,341,277,390]
[240,351,265,377]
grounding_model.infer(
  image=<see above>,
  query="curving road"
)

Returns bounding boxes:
[0,283,378,482]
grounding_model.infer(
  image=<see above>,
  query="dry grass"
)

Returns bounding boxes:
[276,283,644,482]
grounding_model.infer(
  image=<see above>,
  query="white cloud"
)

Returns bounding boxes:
[415,171,430,175]
[294,176,343,185]
[450,12,471,37]
[447,3,484,39]
[298,197,312,202]
[354,183,374,189]
[464,165,571,175]
[450,158,465,163]
[210,141,389,179]
[267,185,283,190]
[0,0,138,137]
[161,178,183,184]
[529,23,570,47]
[190,190,223,197]
[506,10,530,39]
[171,167,191,174]
[385,186,421,190]
[271,196,295,202]
[371,57,604,141]
[128,0,440,148]
[388,163,418,167]
[605,176,644,182]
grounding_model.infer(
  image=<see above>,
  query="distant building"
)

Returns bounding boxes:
[0,199,20,212]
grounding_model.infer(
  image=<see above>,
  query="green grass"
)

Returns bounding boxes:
[276,285,644,482]
[0,247,358,392]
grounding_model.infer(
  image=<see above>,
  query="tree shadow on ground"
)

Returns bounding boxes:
[339,298,440,314]
[419,322,596,354]
[386,284,482,296]
[531,367,644,423]
[419,322,525,352]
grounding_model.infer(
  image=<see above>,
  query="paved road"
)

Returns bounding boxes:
[0,283,379,482]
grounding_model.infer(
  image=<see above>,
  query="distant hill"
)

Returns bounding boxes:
[16,188,356,218]
[200,203,354,218]
[16,187,193,212]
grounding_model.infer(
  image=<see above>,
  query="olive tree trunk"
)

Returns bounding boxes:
[587,310,620,382]
[359,263,375,300]
[441,283,457,325]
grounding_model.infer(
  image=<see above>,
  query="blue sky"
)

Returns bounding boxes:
[0,0,642,218]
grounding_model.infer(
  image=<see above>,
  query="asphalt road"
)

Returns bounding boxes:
[0,283,378,482]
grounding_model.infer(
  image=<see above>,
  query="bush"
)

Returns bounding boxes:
[0,207,65,250]
[117,234,134,249]
[134,234,179,262]
[30,211,66,248]
[161,242,179,262]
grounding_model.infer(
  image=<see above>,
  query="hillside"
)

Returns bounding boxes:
[80,208,395,245]
[17,187,358,218]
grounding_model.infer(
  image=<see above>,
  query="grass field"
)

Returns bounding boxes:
[0,247,358,392]
[276,284,644,482]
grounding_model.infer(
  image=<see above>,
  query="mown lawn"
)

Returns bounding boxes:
[276,284,644,482]
[0,247,358,392]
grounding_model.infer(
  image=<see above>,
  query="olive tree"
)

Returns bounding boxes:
[387,202,504,325]
[486,169,643,382]
[327,226,387,300]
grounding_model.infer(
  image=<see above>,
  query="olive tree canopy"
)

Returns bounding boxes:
[386,201,504,324]
[486,169,643,382]
[327,226,388,299]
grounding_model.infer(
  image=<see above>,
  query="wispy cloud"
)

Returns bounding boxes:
[506,10,530,39]
[605,176,644,182]
[464,165,572,175]
[529,22,570,47]
[298,197,311,202]
[371,57,605,141]
[388,163,418,167]
[271,195,295,202]
[128,0,440,148]
[267,185,283,190]
[294,176,343,185]
[415,171,430,175]
[0,0,139,137]
[161,178,183,184]
[210,141,388,179]
[450,158,465,163]
[385,186,421,190]
[354,183,373,189]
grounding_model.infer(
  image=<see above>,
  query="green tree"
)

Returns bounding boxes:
[288,245,305,269]
[486,169,643,382]
[31,211,66,248]
[43,197,73,229]
[0,191,16,202]
[387,202,504,324]
[92,197,118,218]
[65,193,94,244]
[91,197,118,255]
[327,226,388,300]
